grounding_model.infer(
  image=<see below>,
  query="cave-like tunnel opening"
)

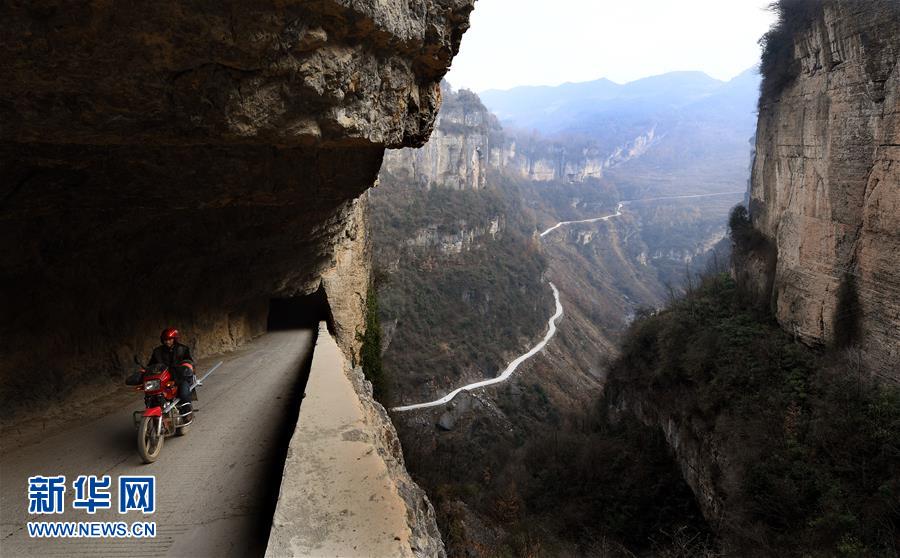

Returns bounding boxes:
[266,285,336,334]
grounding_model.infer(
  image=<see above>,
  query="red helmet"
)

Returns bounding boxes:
[160,328,180,343]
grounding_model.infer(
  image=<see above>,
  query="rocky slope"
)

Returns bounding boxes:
[606,272,900,555]
[0,1,474,412]
[744,0,900,380]
[374,84,748,427]
[381,85,502,191]
[373,87,671,408]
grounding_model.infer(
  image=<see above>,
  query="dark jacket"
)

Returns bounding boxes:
[148,342,194,371]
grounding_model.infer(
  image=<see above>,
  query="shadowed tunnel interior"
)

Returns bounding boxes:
[267,285,336,333]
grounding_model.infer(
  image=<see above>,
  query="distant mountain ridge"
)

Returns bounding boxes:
[479,69,756,133]
[478,68,760,199]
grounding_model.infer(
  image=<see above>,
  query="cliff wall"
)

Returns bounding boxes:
[381,87,500,190]
[605,2,900,550]
[746,0,900,379]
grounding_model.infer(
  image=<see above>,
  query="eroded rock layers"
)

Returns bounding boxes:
[747,0,900,380]
[0,0,474,410]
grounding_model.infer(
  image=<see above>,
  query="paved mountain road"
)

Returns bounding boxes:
[0,330,313,558]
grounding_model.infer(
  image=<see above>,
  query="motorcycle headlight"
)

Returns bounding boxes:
[143,379,160,391]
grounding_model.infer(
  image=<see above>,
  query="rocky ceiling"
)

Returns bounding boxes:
[0,0,475,413]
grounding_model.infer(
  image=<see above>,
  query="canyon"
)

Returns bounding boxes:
[374,77,752,411]
[3,1,897,556]
[371,79,750,554]
[604,1,900,553]
[371,3,900,553]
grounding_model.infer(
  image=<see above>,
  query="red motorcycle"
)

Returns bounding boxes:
[126,359,194,463]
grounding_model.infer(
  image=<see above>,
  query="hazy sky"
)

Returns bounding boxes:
[445,0,778,92]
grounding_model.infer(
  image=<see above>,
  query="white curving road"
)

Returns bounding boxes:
[391,282,564,412]
[391,190,745,413]
[539,202,625,237]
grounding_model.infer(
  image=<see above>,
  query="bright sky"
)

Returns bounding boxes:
[445,0,778,92]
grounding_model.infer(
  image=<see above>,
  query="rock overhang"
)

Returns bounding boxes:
[0,0,475,412]
[1,0,474,148]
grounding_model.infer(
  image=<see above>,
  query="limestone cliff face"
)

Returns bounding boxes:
[495,126,658,182]
[1,2,470,148]
[382,87,502,190]
[382,86,657,189]
[405,215,505,255]
[0,1,475,411]
[746,0,900,379]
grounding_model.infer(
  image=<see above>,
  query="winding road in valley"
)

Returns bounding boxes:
[391,190,745,413]
[539,202,625,237]
[391,283,564,412]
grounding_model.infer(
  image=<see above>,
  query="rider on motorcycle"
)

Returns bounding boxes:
[148,328,195,423]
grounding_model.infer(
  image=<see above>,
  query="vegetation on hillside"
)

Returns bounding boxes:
[370,169,551,406]
[518,177,619,223]
[728,204,768,251]
[516,411,713,556]
[758,0,820,105]
[374,86,807,556]
[358,286,388,400]
[400,388,713,558]
[729,204,779,308]
[607,269,900,556]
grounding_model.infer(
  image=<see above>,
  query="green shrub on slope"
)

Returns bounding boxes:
[610,273,900,555]
[358,287,388,400]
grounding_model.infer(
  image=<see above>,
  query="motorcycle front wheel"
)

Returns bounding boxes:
[137,416,164,463]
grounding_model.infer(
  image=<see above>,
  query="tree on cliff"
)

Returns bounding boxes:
[758,0,820,105]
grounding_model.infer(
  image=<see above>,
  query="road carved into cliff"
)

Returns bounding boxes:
[0,331,314,558]
[391,190,744,412]
[539,191,744,238]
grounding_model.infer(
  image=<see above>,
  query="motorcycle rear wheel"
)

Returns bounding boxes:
[138,416,164,463]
